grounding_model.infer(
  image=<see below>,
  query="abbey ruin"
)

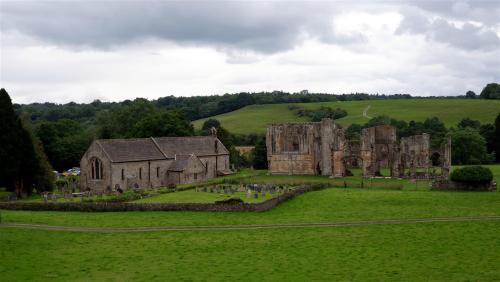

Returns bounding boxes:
[266,119,451,179]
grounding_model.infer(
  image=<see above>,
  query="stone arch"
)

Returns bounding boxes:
[430,151,442,166]
[90,157,104,180]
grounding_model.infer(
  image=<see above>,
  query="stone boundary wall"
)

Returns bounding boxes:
[0,184,330,212]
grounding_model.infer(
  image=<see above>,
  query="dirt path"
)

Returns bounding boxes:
[363,105,372,119]
[2,215,500,233]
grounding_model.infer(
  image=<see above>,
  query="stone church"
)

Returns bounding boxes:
[80,136,231,192]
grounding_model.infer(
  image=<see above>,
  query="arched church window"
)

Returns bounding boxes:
[91,158,103,180]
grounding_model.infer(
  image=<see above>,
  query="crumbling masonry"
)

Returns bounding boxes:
[266,119,346,177]
[267,119,451,179]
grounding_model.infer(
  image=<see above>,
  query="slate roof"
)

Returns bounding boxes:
[97,138,165,163]
[168,155,194,172]
[154,136,229,158]
[94,136,228,163]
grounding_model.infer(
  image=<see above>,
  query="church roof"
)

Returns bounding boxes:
[154,136,229,158]
[168,155,194,172]
[97,138,165,163]
[94,136,228,163]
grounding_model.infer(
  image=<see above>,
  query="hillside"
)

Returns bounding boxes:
[193,99,500,134]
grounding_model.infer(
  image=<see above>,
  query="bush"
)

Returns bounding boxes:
[450,166,493,185]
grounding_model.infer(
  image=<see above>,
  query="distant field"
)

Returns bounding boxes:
[192,99,500,134]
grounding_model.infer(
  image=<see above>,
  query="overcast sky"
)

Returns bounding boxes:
[1,0,499,104]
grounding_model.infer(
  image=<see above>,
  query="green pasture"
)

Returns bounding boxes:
[192,99,500,134]
[1,221,500,281]
[2,165,500,281]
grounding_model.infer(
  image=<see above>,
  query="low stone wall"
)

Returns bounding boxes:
[0,183,330,212]
[431,180,497,191]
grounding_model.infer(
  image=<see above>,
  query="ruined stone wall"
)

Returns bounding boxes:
[267,121,450,180]
[400,133,431,178]
[266,122,319,175]
[266,119,345,176]
[360,125,397,177]
[345,141,361,168]
[441,137,452,179]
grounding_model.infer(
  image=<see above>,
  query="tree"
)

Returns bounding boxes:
[449,127,493,165]
[495,113,500,162]
[365,115,392,127]
[36,119,92,171]
[201,119,221,131]
[252,137,268,169]
[479,123,495,154]
[458,118,481,130]
[96,98,156,138]
[465,91,476,99]
[346,124,363,140]
[480,83,500,99]
[132,110,194,138]
[0,89,54,196]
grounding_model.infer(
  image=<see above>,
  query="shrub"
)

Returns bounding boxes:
[450,166,493,185]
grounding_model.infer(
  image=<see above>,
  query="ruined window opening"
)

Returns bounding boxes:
[139,168,142,180]
[121,169,124,180]
[431,152,442,166]
[292,140,300,152]
[194,173,198,180]
[156,167,160,178]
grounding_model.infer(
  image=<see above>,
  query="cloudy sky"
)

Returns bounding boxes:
[1,0,499,104]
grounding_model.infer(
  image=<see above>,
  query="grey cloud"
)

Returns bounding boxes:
[397,6,500,50]
[430,19,499,50]
[406,0,500,26]
[0,1,351,53]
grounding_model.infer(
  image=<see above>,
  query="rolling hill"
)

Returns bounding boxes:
[193,99,500,135]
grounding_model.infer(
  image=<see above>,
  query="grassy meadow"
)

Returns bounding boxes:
[192,98,500,134]
[2,221,500,281]
[1,165,500,281]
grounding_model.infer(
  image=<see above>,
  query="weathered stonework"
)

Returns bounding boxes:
[266,118,346,177]
[267,121,452,180]
[80,136,231,193]
[400,134,431,178]
[360,125,397,177]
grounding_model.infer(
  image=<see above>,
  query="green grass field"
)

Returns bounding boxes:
[2,221,499,281]
[1,165,500,281]
[192,99,500,134]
